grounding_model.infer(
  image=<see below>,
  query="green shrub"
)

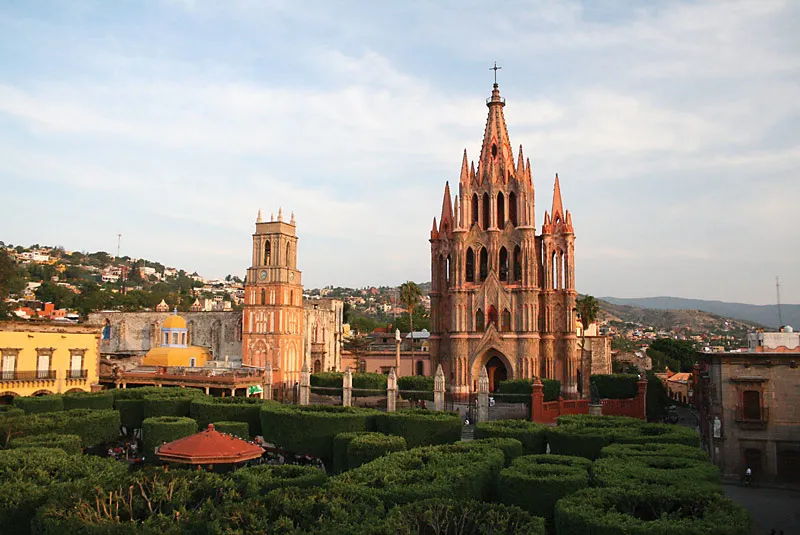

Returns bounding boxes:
[647,370,671,421]
[549,415,646,460]
[231,464,326,495]
[13,395,63,414]
[495,379,560,403]
[141,416,198,462]
[474,419,548,454]
[0,405,23,415]
[397,375,434,402]
[310,372,388,397]
[212,420,250,438]
[0,447,127,535]
[9,433,83,454]
[332,443,505,506]
[333,431,369,474]
[543,379,561,402]
[191,397,276,437]
[347,433,407,469]
[467,437,525,466]
[115,398,146,430]
[554,486,750,535]
[499,454,590,520]
[374,409,461,447]
[615,422,701,448]
[385,498,545,535]
[591,373,639,399]
[591,455,721,491]
[143,389,202,419]
[600,442,709,461]
[2,409,120,448]
[261,404,377,460]
[556,414,645,428]
[62,390,114,411]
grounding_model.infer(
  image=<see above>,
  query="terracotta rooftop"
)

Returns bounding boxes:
[156,424,264,464]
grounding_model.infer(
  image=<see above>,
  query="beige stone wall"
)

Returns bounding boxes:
[304,298,343,373]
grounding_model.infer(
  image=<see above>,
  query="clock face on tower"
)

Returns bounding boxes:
[259,269,268,280]
[289,272,295,281]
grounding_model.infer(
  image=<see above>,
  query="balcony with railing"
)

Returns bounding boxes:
[0,370,57,382]
[735,404,769,429]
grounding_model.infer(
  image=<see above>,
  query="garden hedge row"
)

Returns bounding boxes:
[212,420,250,438]
[591,455,721,491]
[310,372,388,397]
[190,397,276,437]
[591,373,640,399]
[141,416,198,462]
[0,409,120,448]
[62,391,114,411]
[332,443,505,506]
[13,395,63,414]
[261,404,378,460]
[8,433,83,455]
[333,431,369,474]
[231,464,326,496]
[474,419,548,454]
[496,378,561,403]
[465,437,525,466]
[347,433,407,469]
[600,442,709,461]
[113,386,176,429]
[143,389,203,419]
[373,409,461,448]
[554,486,750,535]
[397,375,434,402]
[499,454,591,521]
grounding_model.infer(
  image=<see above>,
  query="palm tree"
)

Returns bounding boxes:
[399,281,423,367]
[576,295,600,398]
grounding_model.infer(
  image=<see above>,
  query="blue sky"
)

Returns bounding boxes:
[1,0,798,305]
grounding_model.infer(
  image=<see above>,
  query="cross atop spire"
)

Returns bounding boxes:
[490,61,502,85]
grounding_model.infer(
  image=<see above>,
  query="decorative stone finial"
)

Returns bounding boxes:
[278,207,283,221]
[256,209,263,223]
[290,211,295,225]
[270,212,274,222]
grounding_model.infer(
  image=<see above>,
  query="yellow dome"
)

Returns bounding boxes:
[162,314,187,329]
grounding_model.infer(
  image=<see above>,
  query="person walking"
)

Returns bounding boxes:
[744,466,752,487]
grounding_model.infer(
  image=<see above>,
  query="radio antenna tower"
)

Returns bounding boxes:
[776,276,784,327]
[117,234,122,259]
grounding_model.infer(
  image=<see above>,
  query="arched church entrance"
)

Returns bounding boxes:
[486,356,508,392]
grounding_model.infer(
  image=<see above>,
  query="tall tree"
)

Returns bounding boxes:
[399,281,423,366]
[576,295,600,397]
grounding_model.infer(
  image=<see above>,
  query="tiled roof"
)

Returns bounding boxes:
[156,424,263,464]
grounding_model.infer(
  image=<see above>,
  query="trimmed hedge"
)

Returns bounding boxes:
[347,433,407,469]
[557,414,645,428]
[9,433,83,454]
[113,386,170,430]
[474,419,548,454]
[310,372,388,397]
[332,443,505,506]
[1,409,120,448]
[397,375,434,402]
[212,420,250,438]
[600,442,710,461]
[0,447,128,535]
[554,486,750,535]
[190,397,276,437]
[231,464,326,495]
[13,395,63,414]
[374,409,461,448]
[615,422,701,448]
[591,455,721,491]
[386,498,545,535]
[143,389,203,419]
[467,437,525,466]
[591,373,639,399]
[62,390,114,411]
[333,431,369,474]
[261,404,377,460]
[496,379,562,403]
[499,454,591,520]
[141,416,198,462]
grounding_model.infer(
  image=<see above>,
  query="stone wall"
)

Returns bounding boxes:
[303,298,343,373]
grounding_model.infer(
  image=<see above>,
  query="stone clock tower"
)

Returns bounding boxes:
[242,208,304,386]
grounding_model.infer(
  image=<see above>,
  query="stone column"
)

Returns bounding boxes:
[204,386,210,395]
[387,368,397,412]
[342,366,353,407]
[262,365,273,401]
[299,362,310,406]
[434,364,445,412]
[637,379,648,420]
[531,378,544,422]
[477,366,489,422]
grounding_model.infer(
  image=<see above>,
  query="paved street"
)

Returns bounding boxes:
[724,484,800,534]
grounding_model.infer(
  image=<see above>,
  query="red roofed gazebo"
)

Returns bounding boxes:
[156,424,264,465]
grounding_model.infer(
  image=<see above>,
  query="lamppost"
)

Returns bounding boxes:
[395,328,401,376]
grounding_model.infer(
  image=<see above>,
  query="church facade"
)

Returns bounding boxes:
[429,82,583,396]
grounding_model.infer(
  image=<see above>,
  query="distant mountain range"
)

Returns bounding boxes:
[600,296,800,330]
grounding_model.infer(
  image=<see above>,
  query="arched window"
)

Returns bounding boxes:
[261,288,266,305]
[172,332,179,345]
[314,359,322,374]
[416,360,424,376]
[499,247,509,282]
[479,247,488,281]
[513,246,522,282]
[502,309,511,331]
[487,305,498,329]
[163,332,169,345]
[551,251,557,290]
[497,192,505,229]
[264,241,271,265]
[482,193,490,229]
[446,255,452,287]
[465,247,475,282]
[438,254,444,290]
[475,309,485,332]
[509,191,517,227]
[181,332,186,345]
[286,243,291,267]
[471,194,479,226]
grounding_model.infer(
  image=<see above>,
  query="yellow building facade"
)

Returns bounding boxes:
[0,322,101,401]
